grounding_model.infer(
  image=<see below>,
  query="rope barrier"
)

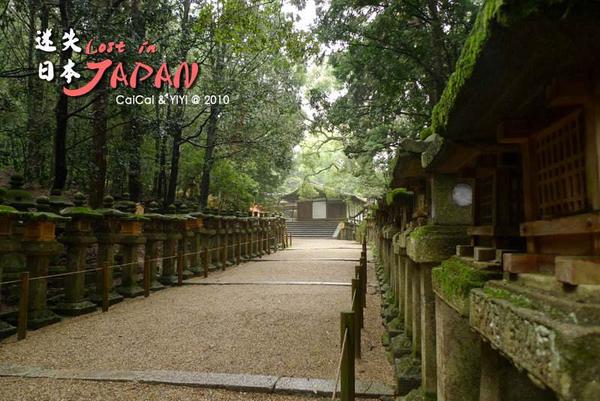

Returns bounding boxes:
[332,327,349,400]
[0,234,289,285]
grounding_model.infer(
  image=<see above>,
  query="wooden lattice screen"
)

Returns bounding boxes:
[533,111,587,219]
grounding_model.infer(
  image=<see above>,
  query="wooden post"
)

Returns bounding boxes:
[355,265,364,329]
[352,278,362,358]
[202,247,209,277]
[143,257,150,297]
[177,251,184,286]
[102,263,110,312]
[17,272,29,340]
[340,311,355,401]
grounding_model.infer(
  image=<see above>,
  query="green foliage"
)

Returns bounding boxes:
[0,0,308,208]
[298,181,320,199]
[314,0,478,171]
[209,160,258,210]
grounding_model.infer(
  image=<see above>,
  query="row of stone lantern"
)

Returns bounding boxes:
[0,175,289,338]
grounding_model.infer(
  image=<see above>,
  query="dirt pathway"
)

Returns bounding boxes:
[0,239,391,399]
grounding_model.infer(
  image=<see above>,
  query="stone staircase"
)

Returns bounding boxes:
[286,220,340,238]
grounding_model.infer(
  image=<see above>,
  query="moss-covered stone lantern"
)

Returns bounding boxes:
[185,208,204,275]
[48,189,74,214]
[160,205,185,285]
[176,203,197,278]
[0,205,21,338]
[91,196,127,305]
[4,174,36,211]
[201,212,220,270]
[21,210,70,329]
[114,198,148,298]
[54,193,102,315]
[141,201,168,291]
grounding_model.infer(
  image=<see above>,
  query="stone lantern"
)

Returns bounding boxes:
[160,205,185,285]
[55,192,102,315]
[194,211,217,270]
[249,216,259,258]
[212,213,225,269]
[4,174,37,211]
[21,210,70,329]
[222,215,235,266]
[114,200,148,298]
[176,203,197,278]
[91,196,127,305]
[48,189,74,214]
[141,201,168,291]
[0,205,21,338]
[187,209,205,275]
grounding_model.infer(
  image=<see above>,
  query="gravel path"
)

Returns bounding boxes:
[0,238,392,399]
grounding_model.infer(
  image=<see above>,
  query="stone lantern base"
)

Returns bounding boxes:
[0,320,16,338]
[28,308,61,330]
[53,299,97,316]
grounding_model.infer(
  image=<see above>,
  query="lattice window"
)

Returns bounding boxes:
[476,175,494,225]
[533,111,587,219]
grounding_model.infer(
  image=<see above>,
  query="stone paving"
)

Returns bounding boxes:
[0,238,393,399]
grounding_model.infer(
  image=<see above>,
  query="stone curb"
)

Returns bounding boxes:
[184,281,352,287]
[0,364,394,397]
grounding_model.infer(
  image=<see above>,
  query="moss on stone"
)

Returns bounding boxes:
[385,187,412,205]
[59,206,103,218]
[22,211,70,222]
[431,0,572,137]
[432,257,498,314]
[483,286,532,308]
[0,205,19,215]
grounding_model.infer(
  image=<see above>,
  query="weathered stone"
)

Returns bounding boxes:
[473,247,496,262]
[456,244,473,257]
[406,225,469,264]
[395,356,422,396]
[432,257,501,316]
[470,281,600,401]
[435,296,480,401]
[387,332,412,363]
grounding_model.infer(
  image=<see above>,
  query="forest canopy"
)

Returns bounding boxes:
[0,0,483,210]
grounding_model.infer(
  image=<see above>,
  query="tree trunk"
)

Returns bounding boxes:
[165,127,181,206]
[163,0,192,206]
[89,84,108,208]
[127,0,144,201]
[198,104,219,209]
[52,0,72,191]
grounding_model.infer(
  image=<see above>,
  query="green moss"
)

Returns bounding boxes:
[431,0,571,137]
[408,225,435,240]
[22,211,70,222]
[0,205,19,216]
[59,206,103,218]
[419,127,433,140]
[483,286,532,308]
[385,187,412,205]
[432,257,498,311]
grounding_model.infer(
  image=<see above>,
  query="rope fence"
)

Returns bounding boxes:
[0,229,294,341]
[331,238,368,401]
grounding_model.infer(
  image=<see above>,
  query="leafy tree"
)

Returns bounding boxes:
[313,0,478,172]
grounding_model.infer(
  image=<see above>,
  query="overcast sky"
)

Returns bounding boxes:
[282,0,318,31]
